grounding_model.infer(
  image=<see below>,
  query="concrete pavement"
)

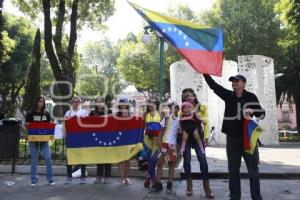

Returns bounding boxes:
[0,175,300,200]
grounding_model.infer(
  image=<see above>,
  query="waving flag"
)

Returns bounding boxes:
[27,122,55,142]
[65,116,144,165]
[243,119,264,155]
[129,2,224,76]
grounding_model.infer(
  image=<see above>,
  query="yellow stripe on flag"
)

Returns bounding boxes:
[128,1,209,29]
[66,143,143,165]
[27,135,55,142]
[246,126,264,155]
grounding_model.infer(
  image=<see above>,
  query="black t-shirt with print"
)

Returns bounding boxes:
[25,111,51,123]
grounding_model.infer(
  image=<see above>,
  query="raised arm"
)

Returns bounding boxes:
[203,74,231,101]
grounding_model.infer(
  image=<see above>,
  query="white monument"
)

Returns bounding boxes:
[238,55,279,145]
[170,56,279,145]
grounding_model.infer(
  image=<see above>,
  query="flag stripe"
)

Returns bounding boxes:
[27,122,56,129]
[67,143,143,165]
[27,135,54,142]
[148,22,223,51]
[130,2,209,29]
[177,49,223,76]
[28,129,55,135]
[65,116,144,133]
[66,128,144,148]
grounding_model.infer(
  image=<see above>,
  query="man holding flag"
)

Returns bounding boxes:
[203,74,265,200]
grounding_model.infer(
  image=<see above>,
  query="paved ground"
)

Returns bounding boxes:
[190,146,300,175]
[0,175,300,200]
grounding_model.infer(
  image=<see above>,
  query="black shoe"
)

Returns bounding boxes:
[166,181,172,194]
[151,182,163,192]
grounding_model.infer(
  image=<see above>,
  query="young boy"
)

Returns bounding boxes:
[151,102,180,193]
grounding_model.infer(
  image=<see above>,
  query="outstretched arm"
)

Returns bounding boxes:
[203,74,231,101]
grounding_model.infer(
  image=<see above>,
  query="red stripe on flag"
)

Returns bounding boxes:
[65,116,145,133]
[177,49,223,76]
[27,122,56,129]
[243,119,250,150]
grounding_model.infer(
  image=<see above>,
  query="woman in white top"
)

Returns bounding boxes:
[64,96,88,185]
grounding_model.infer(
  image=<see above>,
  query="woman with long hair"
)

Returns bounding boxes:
[181,88,214,198]
[90,97,113,184]
[116,98,132,185]
[25,96,55,187]
[143,97,162,190]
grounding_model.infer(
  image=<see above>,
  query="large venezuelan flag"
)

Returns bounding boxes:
[129,2,224,76]
[27,122,55,142]
[65,116,144,165]
[243,119,264,155]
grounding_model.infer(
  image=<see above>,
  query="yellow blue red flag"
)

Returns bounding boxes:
[243,119,264,155]
[129,2,224,76]
[65,116,144,165]
[27,122,55,142]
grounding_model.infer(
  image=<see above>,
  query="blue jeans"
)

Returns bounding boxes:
[183,140,209,180]
[29,142,54,183]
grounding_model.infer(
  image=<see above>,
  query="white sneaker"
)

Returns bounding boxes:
[48,181,55,186]
[29,182,37,187]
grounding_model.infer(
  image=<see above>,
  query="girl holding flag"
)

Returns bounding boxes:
[64,96,89,185]
[116,98,132,185]
[25,96,55,187]
[143,97,161,189]
[89,97,113,184]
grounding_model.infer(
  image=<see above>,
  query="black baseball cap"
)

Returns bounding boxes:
[229,75,247,83]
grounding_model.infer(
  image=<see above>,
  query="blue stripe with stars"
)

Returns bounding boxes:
[148,22,223,51]
[66,128,144,148]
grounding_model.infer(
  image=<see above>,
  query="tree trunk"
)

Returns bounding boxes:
[22,28,41,113]
[67,0,78,86]
[42,0,78,118]
[295,95,300,135]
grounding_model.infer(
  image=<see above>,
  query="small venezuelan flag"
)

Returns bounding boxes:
[243,119,264,155]
[65,116,144,165]
[27,122,56,142]
[129,1,224,76]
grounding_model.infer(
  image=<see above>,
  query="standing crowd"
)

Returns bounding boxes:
[23,74,265,200]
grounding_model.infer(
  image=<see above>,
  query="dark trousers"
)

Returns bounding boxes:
[96,164,112,177]
[67,165,86,178]
[226,136,263,200]
[183,140,209,180]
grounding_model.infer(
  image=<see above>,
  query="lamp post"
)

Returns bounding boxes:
[142,26,167,101]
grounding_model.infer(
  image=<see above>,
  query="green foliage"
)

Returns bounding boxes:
[275,0,300,33]
[22,28,41,113]
[77,38,125,106]
[1,31,16,64]
[0,14,34,116]
[275,0,300,134]
[13,0,115,30]
[201,0,283,62]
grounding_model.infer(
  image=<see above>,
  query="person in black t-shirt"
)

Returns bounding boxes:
[25,96,55,187]
[89,97,113,184]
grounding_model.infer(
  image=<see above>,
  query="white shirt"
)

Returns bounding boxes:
[160,115,180,145]
[64,109,89,118]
